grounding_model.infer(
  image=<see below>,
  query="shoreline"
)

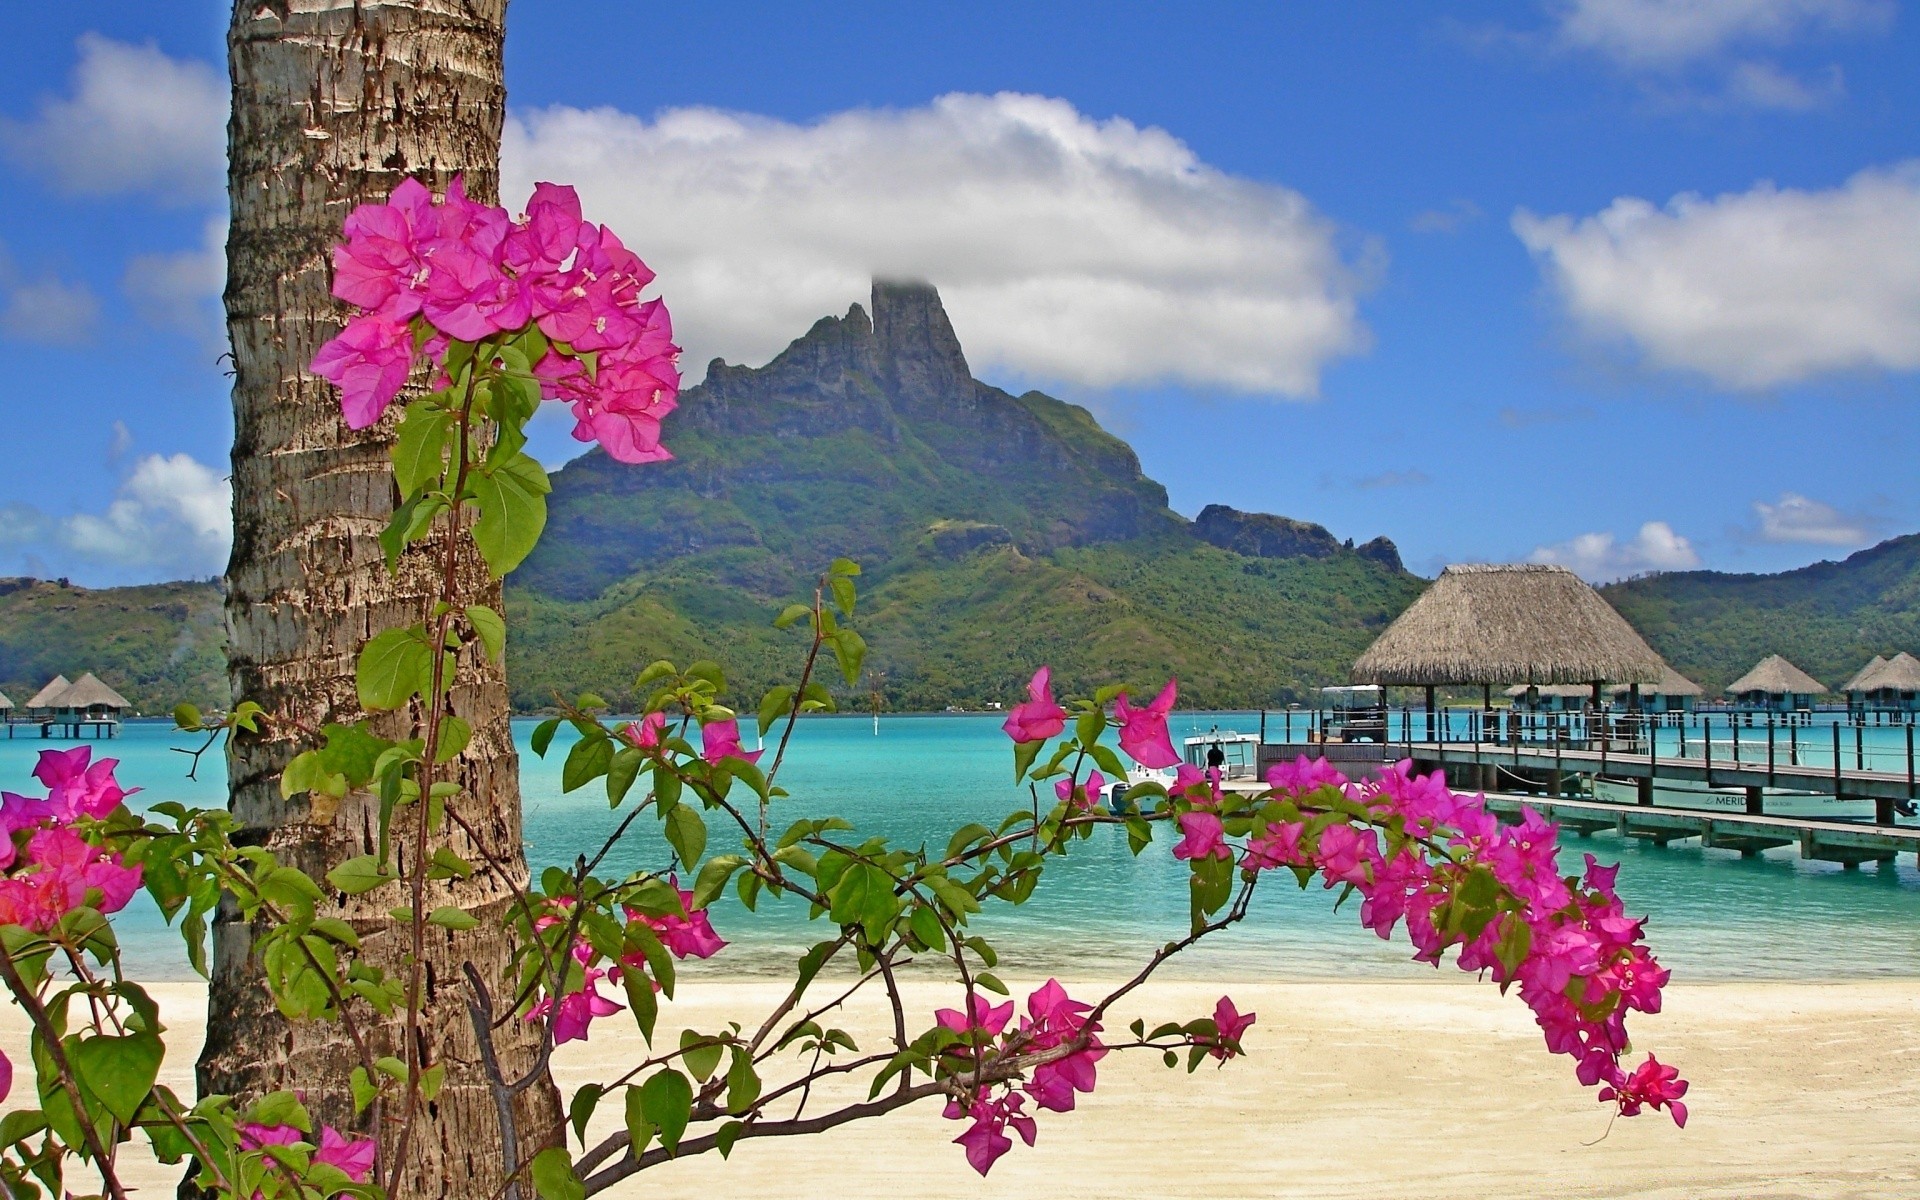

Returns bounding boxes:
[5,977,1916,1197]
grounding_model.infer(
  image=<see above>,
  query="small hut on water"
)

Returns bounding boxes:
[1724,655,1825,713]
[55,673,132,722]
[25,675,72,718]
[1843,652,1920,714]
[1352,563,1666,737]
[1609,664,1704,714]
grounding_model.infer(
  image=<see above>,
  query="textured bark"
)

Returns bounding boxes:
[205,2,560,1195]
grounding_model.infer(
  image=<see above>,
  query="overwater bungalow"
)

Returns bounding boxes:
[24,675,72,718]
[1352,563,1665,733]
[1844,651,1920,714]
[1724,655,1825,713]
[54,673,132,722]
[1503,683,1595,712]
[1608,664,1704,714]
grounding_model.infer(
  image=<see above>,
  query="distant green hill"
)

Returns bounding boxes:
[506,281,1416,710]
[1600,534,1920,693]
[0,577,227,714]
[8,283,1911,715]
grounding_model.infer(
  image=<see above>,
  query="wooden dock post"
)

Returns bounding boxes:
[1636,777,1654,806]
[1745,785,1764,816]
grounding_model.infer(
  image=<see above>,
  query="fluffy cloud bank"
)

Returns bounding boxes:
[1530,520,1700,582]
[1752,492,1873,544]
[1,34,226,203]
[1513,162,1920,389]
[1550,0,1892,66]
[0,454,231,579]
[504,92,1372,394]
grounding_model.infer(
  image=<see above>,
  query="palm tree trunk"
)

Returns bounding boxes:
[207,1,560,1193]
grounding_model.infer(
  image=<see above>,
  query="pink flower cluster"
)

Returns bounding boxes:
[1244,757,1687,1125]
[239,1121,376,1194]
[311,178,680,464]
[937,980,1110,1175]
[525,880,726,1045]
[1001,668,1181,771]
[0,748,141,931]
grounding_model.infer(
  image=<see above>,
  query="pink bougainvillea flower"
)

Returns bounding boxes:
[1113,679,1178,768]
[1264,754,1349,796]
[421,241,531,341]
[316,1126,378,1182]
[1171,810,1230,862]
[699,718,762,767]
[1311,822,1378,887]
[32,747,135,821]
[1001,667,1068,744]
[948,1092,1036,1176]
[935,992,1015,1038]
[331,176,437,316]
[621,711,668,754]
[502,182,586,277]
[632,881,727,960]
[1241,820,1307,871]
[0,1049,10,1104]
[0,827,142,931]
[1021,980,1105,1113]
[310,314,415,429]
[526,966,623,1045]
[1206,996,1256,1060]
[1053,769,1106,812]
[1601,1054,1689,1127]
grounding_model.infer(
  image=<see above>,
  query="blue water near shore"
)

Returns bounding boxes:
[5,716,1916,984]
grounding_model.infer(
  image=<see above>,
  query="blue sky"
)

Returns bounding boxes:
[0,1,1915,586]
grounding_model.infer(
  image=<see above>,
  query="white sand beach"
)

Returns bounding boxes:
[4,978,1916,1199]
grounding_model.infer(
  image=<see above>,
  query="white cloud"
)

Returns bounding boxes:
[1513,162,1920,389]
[504,92,1372,394]
[1530,520,1700,581]
[58,454,231,575]
[0,274,98,346]
[1719,59,1846,109]
[1,33,226,203]
[123,216,227,351]
[1551,0,1892,66]
[1753,492,1873,544]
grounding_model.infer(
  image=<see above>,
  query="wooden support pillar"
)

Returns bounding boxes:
[1425,684,1436,743]
[1876,796,1895,825]
[1745,785,1764,816]
[1636,777,1654,806]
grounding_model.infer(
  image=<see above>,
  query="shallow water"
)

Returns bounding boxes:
[6,715,1915,984]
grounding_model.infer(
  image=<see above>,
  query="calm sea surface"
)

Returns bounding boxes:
[6,715,1916,983]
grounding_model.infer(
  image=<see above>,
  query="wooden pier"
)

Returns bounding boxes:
[1403,738,1918,824]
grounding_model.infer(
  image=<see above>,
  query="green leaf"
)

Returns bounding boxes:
[356,626,433,711]
[531,717,561,758]
[829,575,856,618]
[664,803,707,868]
[725,1048,762,1114]
[326,856,392,895]
[639,1069,693,1156]
[828,628,867,687]
[715,1119,745,1158]
[772,603,812,630]
[71,1033,163,1125]
[392,403,452,500]
[530,1146,584,1200]
[562,734,613,794]
[427,906,479,931]
[350,1068,379,1115]
[829,557,861,576]
[757,685,795,739]
[692,855,747,908]
[622,1086,655,1161]
[172,702,201,730]
[466,604,506,661]
[635,659,677,687]
[433,715,471,763]
[568,1083,603,1146]
[679,1030,724,1082]
[469,451,550,576]
[1012,737,1043,783]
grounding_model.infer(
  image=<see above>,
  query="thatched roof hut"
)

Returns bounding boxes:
[1502,683,1592,700]
[25,675,72,711]
[52,673,131,714]
[1725,655,1826,697]
[1352,564,1665,686]
[0,691,12,713]
[1855,652,1920,694]
[1841,656,1889,693]
[1608,664,1704,699]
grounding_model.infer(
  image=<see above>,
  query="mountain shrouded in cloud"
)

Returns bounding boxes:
[504,92,1373,396]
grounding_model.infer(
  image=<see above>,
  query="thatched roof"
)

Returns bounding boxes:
[1608,663,1705,698]
[52,673,131,711]
[25,675,71,708]
[0,691,12,711]
[1841,656,1889,693]
[1725,655,1826,696]
[1853,651,1920,693]
[1352,564,1665,686]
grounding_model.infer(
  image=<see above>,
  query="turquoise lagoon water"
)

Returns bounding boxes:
[4,715,1916,984]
